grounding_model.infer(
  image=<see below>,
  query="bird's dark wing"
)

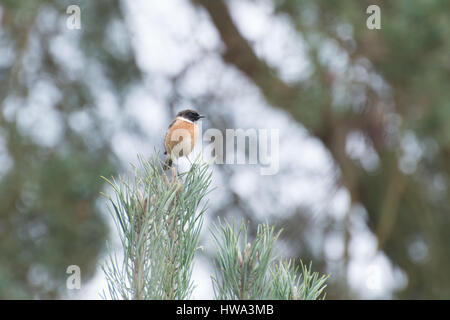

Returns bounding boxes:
[164,119,177,155]
[168,119,176,129]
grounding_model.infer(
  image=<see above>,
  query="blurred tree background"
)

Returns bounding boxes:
[0,0,140,298]
[1,0,449,299]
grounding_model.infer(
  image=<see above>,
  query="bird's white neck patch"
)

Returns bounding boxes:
[177,116,194,124]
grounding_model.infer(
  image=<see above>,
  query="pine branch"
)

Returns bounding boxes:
[100,154,327,300]
[101,154,212,300]
[211,220,328,300]
[269,260,328,300]
[211,220,280,300]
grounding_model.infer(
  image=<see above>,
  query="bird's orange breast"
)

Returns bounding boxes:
[165,118,199,158]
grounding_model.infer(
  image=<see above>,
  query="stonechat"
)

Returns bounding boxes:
[164,109,204,170]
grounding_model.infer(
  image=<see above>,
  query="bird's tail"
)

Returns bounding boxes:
[163,158,173,171]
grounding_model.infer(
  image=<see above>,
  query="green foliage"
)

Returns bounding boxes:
[102,157,327,300]
[101,155,212,300]
[269,261,328,300]
[211,221,279,300]
[211,220,328,300]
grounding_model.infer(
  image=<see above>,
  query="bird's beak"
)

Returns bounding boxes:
[198,115,205,119]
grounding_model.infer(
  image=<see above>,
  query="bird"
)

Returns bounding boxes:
[164,109,204,170]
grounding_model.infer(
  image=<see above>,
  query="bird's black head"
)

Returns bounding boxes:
[176,109,205,122]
